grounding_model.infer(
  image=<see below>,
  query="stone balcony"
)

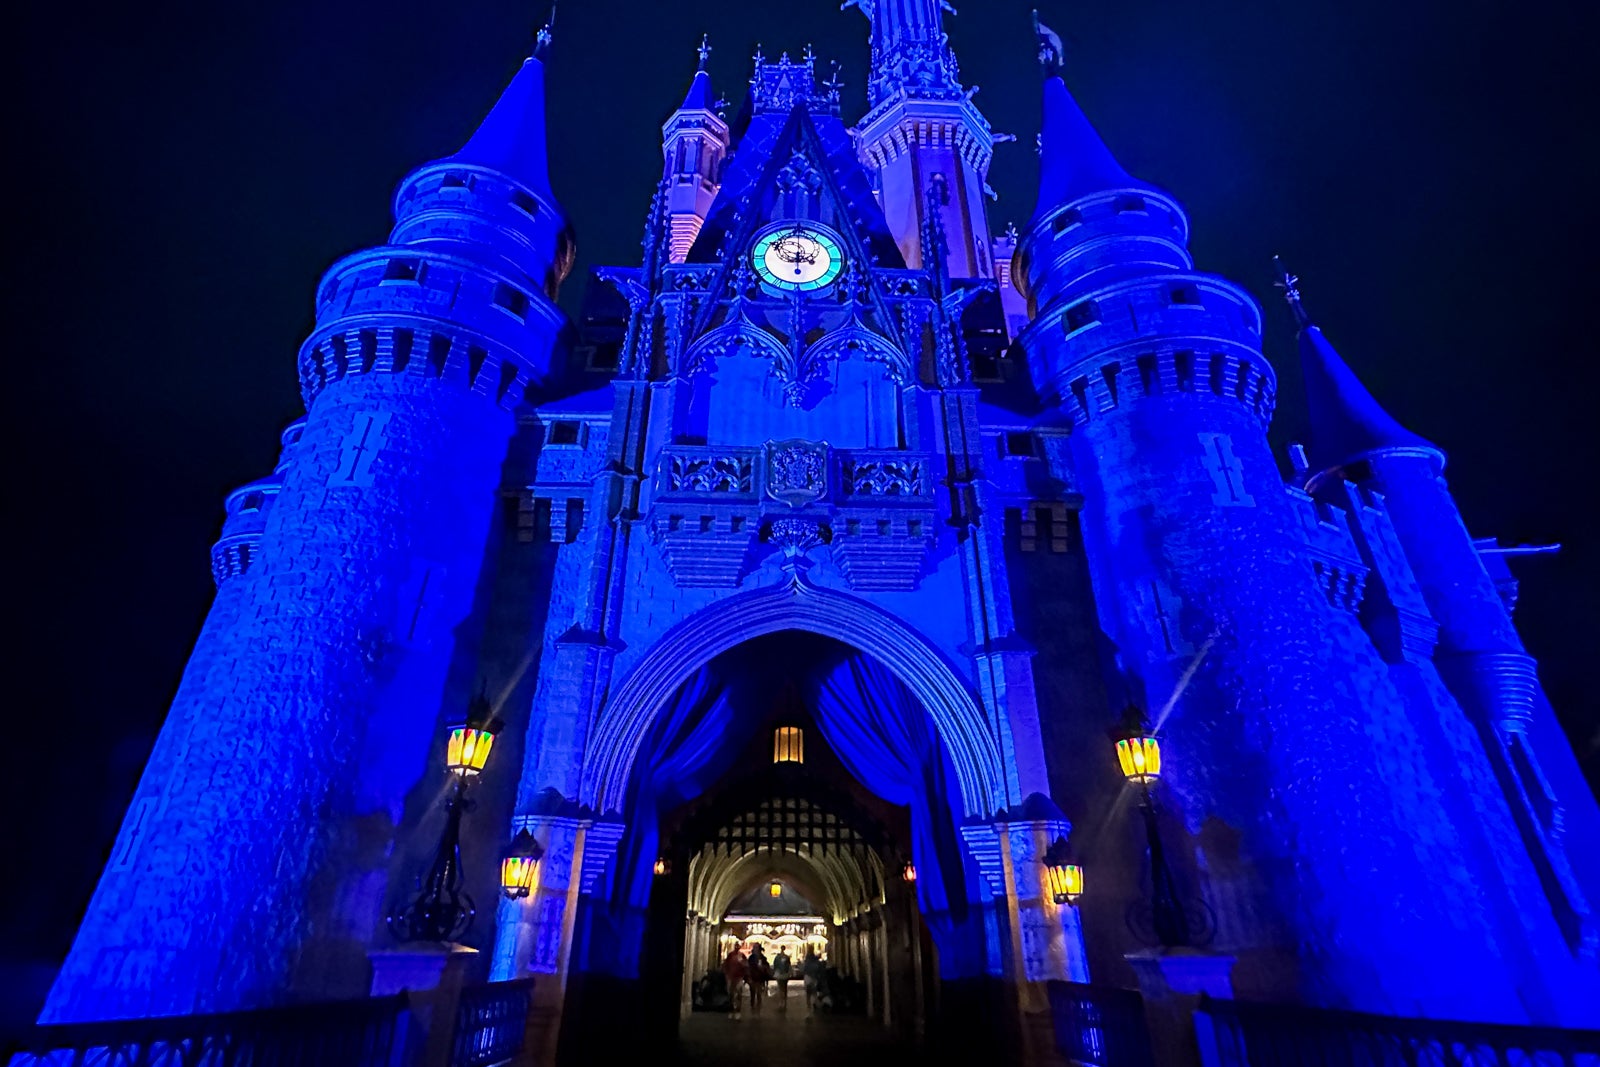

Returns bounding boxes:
[645,440,939,590]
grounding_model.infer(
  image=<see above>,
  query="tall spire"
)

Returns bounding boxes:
[446,32,558,197]
[1274,258,1442,486]
[847,0,963,107]
[661,38,729,262]
[679,35,714,112]
[850,0,997,276]
[1031,23,1154,220]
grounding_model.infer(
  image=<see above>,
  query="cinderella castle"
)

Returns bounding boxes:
[33,1,1600,1061]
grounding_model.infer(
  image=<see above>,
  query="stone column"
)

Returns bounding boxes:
[1127,950,1237,1067]
[369,942,485,1067]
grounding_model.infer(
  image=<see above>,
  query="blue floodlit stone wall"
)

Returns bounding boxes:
[40,68,570,1020]
[40,19,1600,1034]
[1014,76,1600,1023]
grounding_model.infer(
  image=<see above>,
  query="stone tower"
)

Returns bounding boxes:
[853,0,1000,276]
[661,38,730,263]
[38,4,1600,1046]
[41,48,572,1021]
[1015,55,1600,1021]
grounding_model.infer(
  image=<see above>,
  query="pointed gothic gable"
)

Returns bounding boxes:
[688,103,904,271]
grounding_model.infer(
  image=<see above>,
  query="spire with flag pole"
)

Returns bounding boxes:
[660,34,729,262]
[1273,257,1443,490]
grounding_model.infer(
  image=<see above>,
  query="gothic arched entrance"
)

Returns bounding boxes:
[558,628,1013,1059]
[644,739,936,1044]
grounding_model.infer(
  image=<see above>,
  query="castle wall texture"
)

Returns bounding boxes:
[42,7,1600,1035]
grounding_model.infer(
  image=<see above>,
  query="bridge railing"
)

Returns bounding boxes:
[1195,995,1600,1067]
[1047,981,1155,1067]
[5,979,539,1067]
[4,991,416,1067]
[449,978,534,1067]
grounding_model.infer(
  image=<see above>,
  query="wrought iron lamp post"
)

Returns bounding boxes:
[387,694,504,942]
[1110,706,1209,948]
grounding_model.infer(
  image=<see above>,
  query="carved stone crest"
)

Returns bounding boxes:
[765,439,829,507]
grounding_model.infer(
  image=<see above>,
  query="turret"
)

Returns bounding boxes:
[42,32,572,1023]
[1015,21,1555,1021]
[661,36,729,263]
[849,0,1000,277]
[210,418,304,585]
[1278,265,1600,967]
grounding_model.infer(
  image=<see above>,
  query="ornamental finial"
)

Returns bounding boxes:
[1032,9,1064,77]
[1273,255,1312,330]
[824,60,845,100]
[697,33,712,71]
[533,1,557,59]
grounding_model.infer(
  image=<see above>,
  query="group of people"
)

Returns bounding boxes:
[719,943,825,1020]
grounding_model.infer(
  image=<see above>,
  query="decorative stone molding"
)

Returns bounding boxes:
[647,510,759,588]
[768,518,827,560]
[668,451,755,494]
[829,515,935,591]
[765,439,829,506]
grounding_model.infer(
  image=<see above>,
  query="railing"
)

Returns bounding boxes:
[1196,995,1600,1067]
[449,979,533,1067]
[5,992,414,1067]
[1047,981,1155,1067]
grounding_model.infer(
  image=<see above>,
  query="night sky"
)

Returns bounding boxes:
[7,0,1598,989]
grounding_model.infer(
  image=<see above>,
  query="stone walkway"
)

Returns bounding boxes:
[673,992,910,1066]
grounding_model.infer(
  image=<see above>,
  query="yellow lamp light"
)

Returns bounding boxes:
[769,881,782,898]
[1043,837,1083,906]
[1110,706,1161,785]
[499,829,543,900]
[654,858,670,877]
[901,861,917,884]
[446,695,504,778]
[773,726,804,764]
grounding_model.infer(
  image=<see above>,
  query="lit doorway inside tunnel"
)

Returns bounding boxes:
[628,634,947,1051]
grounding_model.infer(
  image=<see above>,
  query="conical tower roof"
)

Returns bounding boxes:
[679,68,714,113]
[445,56,555,198]
[1279,262,1442,484]
[1033,76,1157,221]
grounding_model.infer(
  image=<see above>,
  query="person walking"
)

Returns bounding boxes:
[801,949,824,1015]
[746,943,770,1016]
[771,947,793,1013]
[722,947,748,1021]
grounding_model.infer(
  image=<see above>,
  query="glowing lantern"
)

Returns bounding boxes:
[654,858,670,877]
[1042,837,1083,906]
[769,881,783,898]
[446,694,503,779]
[499,829,543,900]
[901,862,917,884]
[1110,707,1161,786]
[773,726,804,764]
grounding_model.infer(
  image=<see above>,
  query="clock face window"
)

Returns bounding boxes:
[752,224,844,292]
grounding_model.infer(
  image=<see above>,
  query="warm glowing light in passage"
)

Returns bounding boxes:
[773,726,805,764]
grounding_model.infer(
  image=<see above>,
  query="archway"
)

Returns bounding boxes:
[561,629,1008,1060]
[580,578,1010,818]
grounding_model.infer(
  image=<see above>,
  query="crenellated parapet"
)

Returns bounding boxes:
[297,305,555,412]
[210,418,306,585]
[1282,485,1369,615]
